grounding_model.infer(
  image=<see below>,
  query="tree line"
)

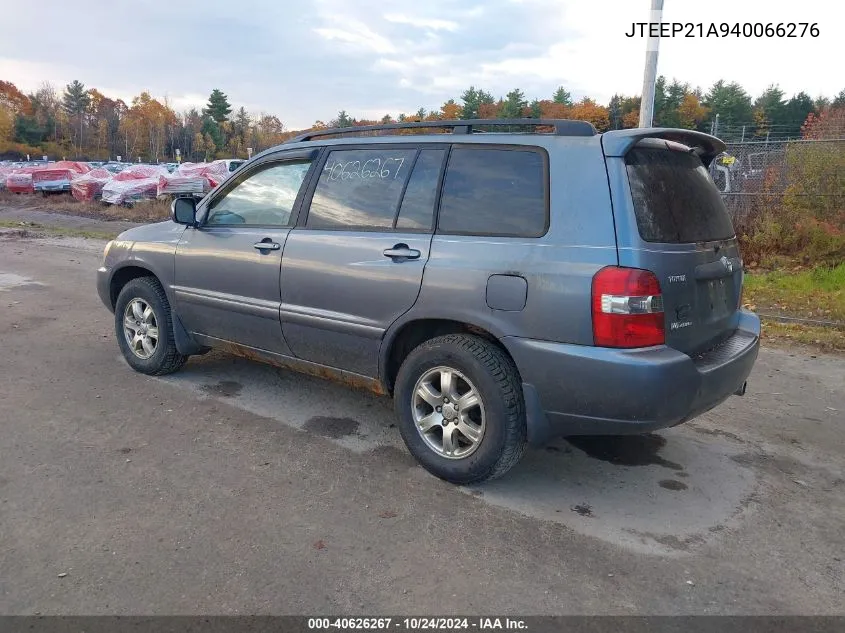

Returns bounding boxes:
[1,78,844,162]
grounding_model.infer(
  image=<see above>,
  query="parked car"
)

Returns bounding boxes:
[32,160,90,194]
[223,159,245,172]
[101,164,168,206]
[96,119,760,484]
[156,160,238,198]
[71,168,113,202]
[102,162,131,174]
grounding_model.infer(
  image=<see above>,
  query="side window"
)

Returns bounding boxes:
[396,149,445,230]
[438,148,547,237]
[306,149,416,229]
[206,160,311,226]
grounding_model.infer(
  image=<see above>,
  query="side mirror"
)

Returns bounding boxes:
[171,197,197,226]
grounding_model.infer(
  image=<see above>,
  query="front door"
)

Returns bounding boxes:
[280,146,447,376]
[174,153,316,354]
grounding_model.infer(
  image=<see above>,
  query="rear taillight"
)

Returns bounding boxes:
[592,266,665,348]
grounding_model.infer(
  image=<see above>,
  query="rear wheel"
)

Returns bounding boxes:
[394,334,527,484]
[114,277,187,375]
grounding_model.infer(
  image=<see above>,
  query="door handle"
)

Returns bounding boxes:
[253,241,281,251]
[383,244,421,260]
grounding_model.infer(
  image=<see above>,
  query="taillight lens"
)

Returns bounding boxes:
[592,266,665,348]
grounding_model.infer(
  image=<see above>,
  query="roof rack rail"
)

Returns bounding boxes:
[286,119,597,143]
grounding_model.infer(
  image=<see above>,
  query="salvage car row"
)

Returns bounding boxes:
[0,159,244,205]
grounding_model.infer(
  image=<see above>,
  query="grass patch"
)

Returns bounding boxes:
[744,263,845,323]
[0,191,171,223]
[0,220,118,241]
[761,321,845,353]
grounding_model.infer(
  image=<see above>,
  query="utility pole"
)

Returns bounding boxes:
[638,0,665,128]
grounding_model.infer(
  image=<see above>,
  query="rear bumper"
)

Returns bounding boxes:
[503,309,761,443]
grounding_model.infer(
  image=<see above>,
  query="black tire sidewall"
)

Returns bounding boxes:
[114,279,174,374]
[394,338,513,483]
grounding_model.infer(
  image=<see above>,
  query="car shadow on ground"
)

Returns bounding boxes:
[156,350,758,555]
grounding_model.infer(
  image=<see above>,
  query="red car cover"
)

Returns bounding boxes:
[31,160,91,191]
[157,160,231,197]
[102,165,169,205]
[71,168,113,202]
[5,166,39,194]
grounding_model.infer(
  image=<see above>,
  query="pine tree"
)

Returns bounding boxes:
[784,92,816,138]
[703,80,753,129]
[499,89,527,119]
[62,80,90,156]
[753,85,787,136]
[204,89,232,123]
[335,110,353,128]
[608,95,623,130]
[233,106,251,135]
[553,86,573,106]
[460,87,481,119]
[201,117,223,155]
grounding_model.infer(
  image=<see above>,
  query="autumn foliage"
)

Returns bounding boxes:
[1,77,843,164]
[732,103,845,267]
[0,80,297,162]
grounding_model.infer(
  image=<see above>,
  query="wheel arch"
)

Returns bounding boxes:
[108,264,159,310]
[380,317,513,394]
[109,265,205,356]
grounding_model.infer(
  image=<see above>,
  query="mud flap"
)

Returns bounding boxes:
[523,382,553,446]
[171,311,209,356]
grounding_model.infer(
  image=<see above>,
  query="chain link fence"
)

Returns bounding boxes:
[710,138,845,226]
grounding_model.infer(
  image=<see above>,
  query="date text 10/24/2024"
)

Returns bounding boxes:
[626,22,819,38]
[308,617,528,630]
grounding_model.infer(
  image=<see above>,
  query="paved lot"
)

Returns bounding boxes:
[0,235,843,614]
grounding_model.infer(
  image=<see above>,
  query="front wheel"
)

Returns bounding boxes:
[114,277,187,375]
[394,334,527,484]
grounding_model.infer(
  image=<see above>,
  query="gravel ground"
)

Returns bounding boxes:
[0,235,843,615]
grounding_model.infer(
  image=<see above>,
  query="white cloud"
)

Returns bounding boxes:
[383,13,458,32]
[375,55,449,72]
[314,22,396,54]
[168,93,208,112]
[1,0,843,129]
[0,58,71,94]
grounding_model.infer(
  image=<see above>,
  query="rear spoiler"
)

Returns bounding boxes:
[601,128,727,167]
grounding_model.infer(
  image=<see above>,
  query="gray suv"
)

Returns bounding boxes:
[97,119,760,484]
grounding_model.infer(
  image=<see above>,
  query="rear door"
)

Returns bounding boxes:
[280,145,446,376]
[606,138,742,355]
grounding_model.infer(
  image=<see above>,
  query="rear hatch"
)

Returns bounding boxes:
[603,131,743,356]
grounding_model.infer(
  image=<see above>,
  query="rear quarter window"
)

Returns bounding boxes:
[437,147,548,237]
[625,148,735,243]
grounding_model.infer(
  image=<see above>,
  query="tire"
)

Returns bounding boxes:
[394,334,527,484]
[114,276,187,376]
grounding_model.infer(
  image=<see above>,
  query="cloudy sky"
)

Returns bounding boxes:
[0,0,841,129]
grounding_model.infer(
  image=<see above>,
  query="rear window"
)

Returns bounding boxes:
[625,148,735,243]
[306,149,415,229]
[438,147,547,237]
